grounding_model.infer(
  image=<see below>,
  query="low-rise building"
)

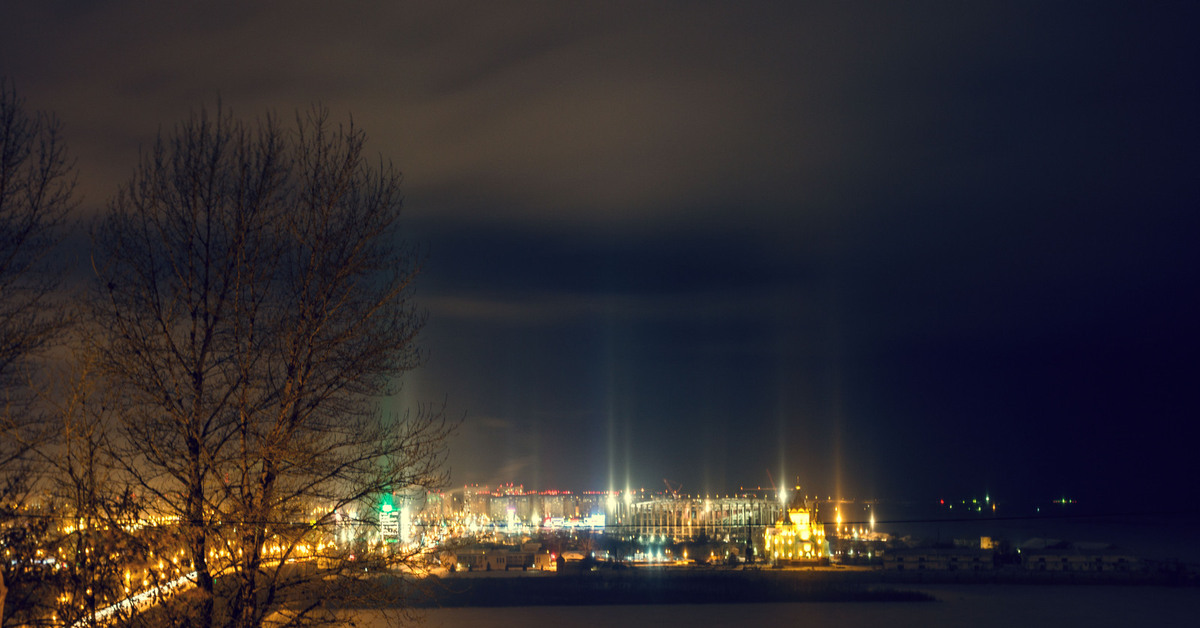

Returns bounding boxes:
[1020,546,1139,572]
[446,546,546,571]
[883,547,995,571]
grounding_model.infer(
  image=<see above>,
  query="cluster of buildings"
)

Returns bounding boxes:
[385,485,1168,579]
[411,484,803,542]
[410,484,612,532]
[396,484,853,566]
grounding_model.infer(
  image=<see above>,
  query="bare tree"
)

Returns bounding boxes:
[88,104,450,628]
[7,352,145,628]
[0,76,73,387]
[0,76,75,625]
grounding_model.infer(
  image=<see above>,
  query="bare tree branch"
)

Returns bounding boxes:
[0,76,75,627]
[87,103,451,628]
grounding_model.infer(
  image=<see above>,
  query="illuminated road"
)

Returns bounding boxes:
[68,572,196,628]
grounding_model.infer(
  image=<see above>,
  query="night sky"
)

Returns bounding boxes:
[3,1,1198,506]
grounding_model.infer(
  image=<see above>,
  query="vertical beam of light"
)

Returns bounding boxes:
[616,321,633,500]
[386,367,422,424]
[606,316,617,496]
[496,337,523,488]
[530,420,542,491]
[602,299,629,497]
[827,264,845,504]
[597,269,634,498]
[623,409,632,500]
[832,367,844,504]
[775,355,788,506]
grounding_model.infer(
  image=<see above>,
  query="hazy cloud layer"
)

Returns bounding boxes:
[3,1,1198,500]
[8,2,1175,228]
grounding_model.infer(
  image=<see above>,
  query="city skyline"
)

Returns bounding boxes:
[3,1,1198,506]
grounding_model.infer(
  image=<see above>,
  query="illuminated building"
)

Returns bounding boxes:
[379,492,399,542]
[763,494,829,565]
[624,495,780,542]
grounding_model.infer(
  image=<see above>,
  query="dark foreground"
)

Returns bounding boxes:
[393,569,934,608]
[387,586,1200,628]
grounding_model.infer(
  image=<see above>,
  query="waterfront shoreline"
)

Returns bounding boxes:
[408,569,934,607]
[360,562,1197,610]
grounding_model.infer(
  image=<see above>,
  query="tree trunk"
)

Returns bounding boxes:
[188,438,214,628]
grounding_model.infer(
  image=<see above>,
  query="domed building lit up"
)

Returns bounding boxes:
[763,491,829,565]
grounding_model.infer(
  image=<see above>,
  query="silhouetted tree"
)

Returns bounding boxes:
[0,76,75,626]
[0,352,146,628]
[0,77,73,390]
[88,104,450,628]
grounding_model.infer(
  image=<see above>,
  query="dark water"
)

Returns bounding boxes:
[349,585,1198,628]
[866,502,1200,563]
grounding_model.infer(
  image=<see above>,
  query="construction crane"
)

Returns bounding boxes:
[662,478,682,497]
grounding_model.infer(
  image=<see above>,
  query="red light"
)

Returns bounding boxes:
[939,499,944,505]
